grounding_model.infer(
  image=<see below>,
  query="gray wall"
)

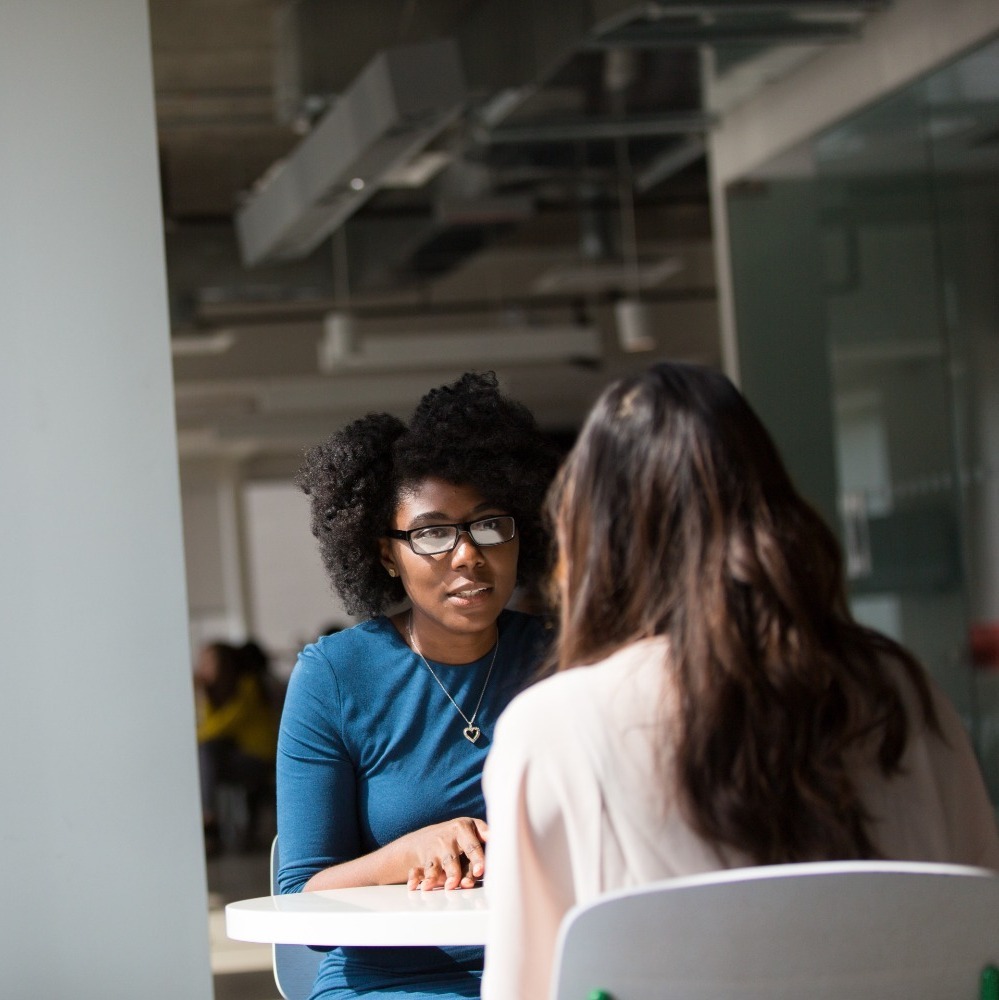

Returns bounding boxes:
[726,180,840,532]
[0,3,212,996]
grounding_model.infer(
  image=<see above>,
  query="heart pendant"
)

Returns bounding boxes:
[463,724,481,743]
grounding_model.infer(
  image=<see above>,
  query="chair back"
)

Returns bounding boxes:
[550,860,999,1000]
[270,836,324,1000]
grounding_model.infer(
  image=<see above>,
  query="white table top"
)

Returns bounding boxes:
[225,884,489,947]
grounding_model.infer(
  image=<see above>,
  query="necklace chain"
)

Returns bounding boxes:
[408,611,499,744]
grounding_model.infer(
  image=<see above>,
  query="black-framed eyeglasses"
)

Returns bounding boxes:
[385,515,517,555]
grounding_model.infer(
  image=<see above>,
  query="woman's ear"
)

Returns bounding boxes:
[379,538,399,579]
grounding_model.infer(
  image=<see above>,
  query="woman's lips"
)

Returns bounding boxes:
[446,584,493,606]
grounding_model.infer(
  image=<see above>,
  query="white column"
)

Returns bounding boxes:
[0,2,212,996]
[217,462,253,640]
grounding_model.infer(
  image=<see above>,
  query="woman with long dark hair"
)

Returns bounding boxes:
[481,362,999,999]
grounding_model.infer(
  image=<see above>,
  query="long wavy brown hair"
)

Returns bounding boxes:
[549,362,938,864]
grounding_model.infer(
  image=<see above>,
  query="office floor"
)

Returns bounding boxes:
[208,847,281,1000]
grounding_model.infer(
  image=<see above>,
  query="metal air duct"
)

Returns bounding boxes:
[235,38,466,266]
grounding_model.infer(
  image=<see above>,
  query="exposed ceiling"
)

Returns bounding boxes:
[150,0,891,466]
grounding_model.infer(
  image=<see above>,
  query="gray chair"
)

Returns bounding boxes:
[270,836,324,1000]
[550,860,999,1000]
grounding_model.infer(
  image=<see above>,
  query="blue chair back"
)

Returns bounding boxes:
[270,836,324,1000]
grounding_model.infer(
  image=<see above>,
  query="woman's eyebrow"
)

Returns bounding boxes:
[406,510,451,528]
[405,503,503,528]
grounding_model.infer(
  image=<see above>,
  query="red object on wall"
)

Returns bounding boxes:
[970,623,999,670]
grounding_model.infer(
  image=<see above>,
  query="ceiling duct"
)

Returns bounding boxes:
[235,38,466,266]
[273,0,470,125]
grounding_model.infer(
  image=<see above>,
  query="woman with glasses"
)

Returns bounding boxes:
[278,371,558,1000]
[481,362,999,1000]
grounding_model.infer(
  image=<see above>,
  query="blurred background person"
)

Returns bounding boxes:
[195,639,278,856]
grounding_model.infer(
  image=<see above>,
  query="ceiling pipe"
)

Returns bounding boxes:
[482,112,713,145]
[193,285,716,327]
[642,1,888,11]
[587,21,861,48]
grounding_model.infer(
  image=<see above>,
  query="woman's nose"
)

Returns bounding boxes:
[450,529,485,566]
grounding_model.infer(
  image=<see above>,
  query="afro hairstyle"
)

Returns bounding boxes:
[296,371,560,618]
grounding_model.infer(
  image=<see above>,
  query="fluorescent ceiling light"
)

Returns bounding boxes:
[532,256,683,295]
[171,331,236,356]
[317,324,601,374]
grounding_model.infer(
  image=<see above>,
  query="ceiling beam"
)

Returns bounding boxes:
[588,21,861,49]
[481,111,713,144]
[641,0,889,13]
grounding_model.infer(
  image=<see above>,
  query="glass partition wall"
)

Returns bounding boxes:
[727,34,999,802]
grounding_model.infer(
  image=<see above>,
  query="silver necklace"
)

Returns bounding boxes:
[408,611,499,744]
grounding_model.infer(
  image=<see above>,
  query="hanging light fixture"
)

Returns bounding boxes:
[317,229,357,372]
[318,310,358,371]
[614,297,654,353]
[608,50,655,353]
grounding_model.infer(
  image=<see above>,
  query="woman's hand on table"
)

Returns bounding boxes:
[403,817,489,891]
[300,816,489,892]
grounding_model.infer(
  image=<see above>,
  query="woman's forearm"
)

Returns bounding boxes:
[301,816,488,892]
[302,841,409,891]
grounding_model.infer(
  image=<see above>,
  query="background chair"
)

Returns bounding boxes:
[550,860,999,1000]
[270,836,324,1000]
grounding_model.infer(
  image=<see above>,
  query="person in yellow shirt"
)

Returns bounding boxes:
[195,641,278,855]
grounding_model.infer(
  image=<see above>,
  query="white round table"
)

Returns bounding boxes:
[225,884,489,947]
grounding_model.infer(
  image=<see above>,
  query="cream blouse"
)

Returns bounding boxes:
[481,637,999,1000]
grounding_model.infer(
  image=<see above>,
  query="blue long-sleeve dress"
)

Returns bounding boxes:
[277,609,548,999]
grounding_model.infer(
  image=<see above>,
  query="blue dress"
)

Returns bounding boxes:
[277,609,548,999]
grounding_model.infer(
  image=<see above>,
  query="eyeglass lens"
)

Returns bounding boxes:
[409,516,515,554]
